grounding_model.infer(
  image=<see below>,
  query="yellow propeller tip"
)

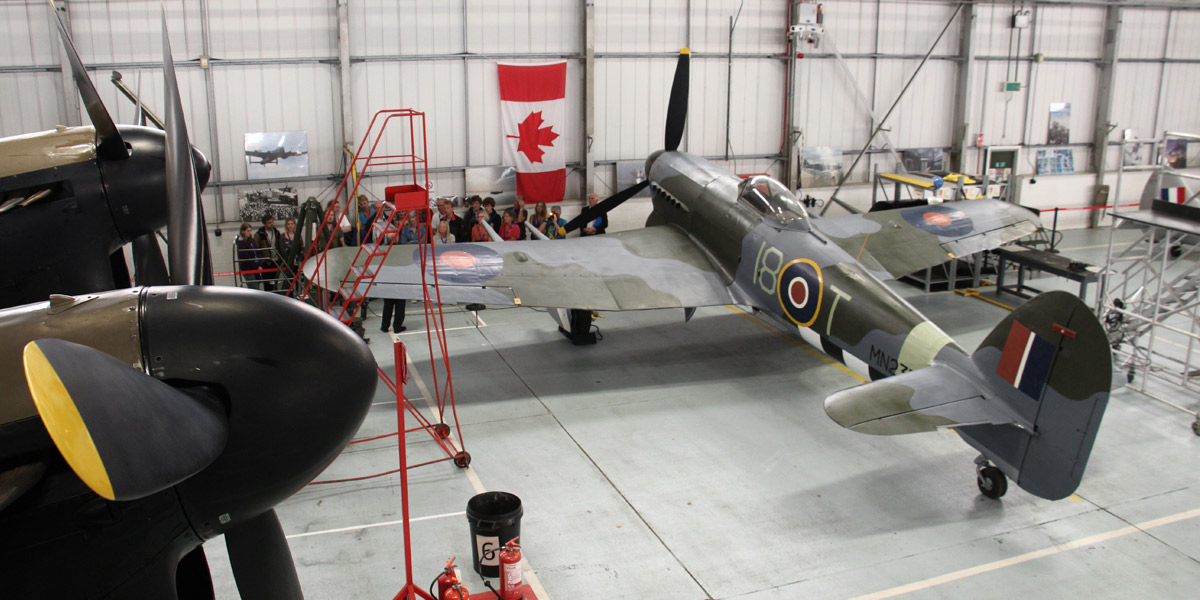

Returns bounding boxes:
[680,47,690,55]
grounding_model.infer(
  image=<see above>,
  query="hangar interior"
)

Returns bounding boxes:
[2,1,1200,599]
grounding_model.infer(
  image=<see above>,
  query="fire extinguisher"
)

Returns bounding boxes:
[436,557,459,599]
[498,538,524,600]
[441,582,469,600]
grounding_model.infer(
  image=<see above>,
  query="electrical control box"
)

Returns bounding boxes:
[1013,9,1032,29]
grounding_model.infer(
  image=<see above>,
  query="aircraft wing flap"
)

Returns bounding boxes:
[824,364,1016,435]
[305,226,735,311]
[817,199,1041,280]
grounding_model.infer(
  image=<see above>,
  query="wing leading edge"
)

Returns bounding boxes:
[303,226,736,311]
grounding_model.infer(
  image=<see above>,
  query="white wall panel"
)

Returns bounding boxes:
[1166,11,1200,58]
[1027,62,1097,146]
[1110,63,1163,139]
[688,0,786,55]
[596,0,687,53]
[971,58,1033,147]
[821,1,878,55]
[214,65,338,180]
[0,73,66,137]
[874,0,961,57]
[464,0,580,55]
[794,56,873,151]
[69,0,204,64]
[1035,6,1104,60]
[1158,63,1200,134]
[594,57,673,161]
[351,0,464,57]
[1119,9,1169,60]
[208,0,336,60]
[351,60,466,171]
[0,1,59,67]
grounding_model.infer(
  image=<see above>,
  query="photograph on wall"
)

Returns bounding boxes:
[800,147,843,188]
[1036,149,1075,176]
[616,160,651,198]
[901,148,945,173]
[1047,102,1071,145]
[1166,137,1188,169]
[238,186,299,222]
[245,131,309,180]
[465,165,517,205]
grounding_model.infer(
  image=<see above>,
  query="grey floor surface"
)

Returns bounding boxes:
[204,228,1200,599]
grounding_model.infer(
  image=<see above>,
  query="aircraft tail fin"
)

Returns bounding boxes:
[825,291,1111,500]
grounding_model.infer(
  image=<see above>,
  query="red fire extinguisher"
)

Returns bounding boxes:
[436,557,459,599]
[498,538,524,600]
[441,582,469,600]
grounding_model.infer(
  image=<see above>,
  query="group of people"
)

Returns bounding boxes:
[235,213,305,292]
[432,193,607,243]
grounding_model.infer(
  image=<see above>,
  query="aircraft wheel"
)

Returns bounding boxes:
[453,451,472,468]
[977,465,1008,499]
[433,423,451,438]
[1191,419,1200,437]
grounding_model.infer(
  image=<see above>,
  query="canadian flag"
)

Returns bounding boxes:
[498,61,566,203]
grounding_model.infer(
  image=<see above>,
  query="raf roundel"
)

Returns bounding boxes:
[416,245,504,284]
[778,259,823,327]
[899,203,974,238]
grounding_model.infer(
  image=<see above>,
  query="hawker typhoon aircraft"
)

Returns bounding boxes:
[306,49,1111,501]
[246,145,307,166]
[0,4,376,598]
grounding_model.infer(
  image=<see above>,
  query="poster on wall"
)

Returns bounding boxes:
[1047,103,1071,145]
[238,186,299,222]
[800,147,843,188]
[616,160,651,198]
[245,131,309,180]
[901,148,945,172]
[1166,137,1188,169]
[465,166,517,205]
[1036,149,1075,176]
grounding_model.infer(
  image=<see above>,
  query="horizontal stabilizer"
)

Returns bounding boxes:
[824,364,1017,435]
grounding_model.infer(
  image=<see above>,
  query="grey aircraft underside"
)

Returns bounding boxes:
[304,49,1112,502]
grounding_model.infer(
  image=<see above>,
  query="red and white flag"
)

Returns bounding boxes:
[498,61,566,203]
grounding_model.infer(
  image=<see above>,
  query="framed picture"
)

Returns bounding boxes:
[245,131,309,180]
[1047,103,1070,145]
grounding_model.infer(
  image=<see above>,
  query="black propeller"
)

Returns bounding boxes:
[132,233,171,286]
[562,180,649,234]
[161,10,212,287]
[224,510,306,599]
[664,47,690,152]
[563,48,689,235]
[47,0,126,161]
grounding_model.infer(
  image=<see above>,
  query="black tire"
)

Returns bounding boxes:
[977,465,1008,499]
[453,451,471,468]
[1191,420,1200,437]
[433,423,451,438]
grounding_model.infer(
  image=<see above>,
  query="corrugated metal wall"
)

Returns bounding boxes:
[2,0,1199,219]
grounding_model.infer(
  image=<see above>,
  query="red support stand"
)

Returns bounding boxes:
[391,341,435,600]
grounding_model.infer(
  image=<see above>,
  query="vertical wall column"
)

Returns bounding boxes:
[337,0,353,149]
[1091,3,1122,226]
[949,0,976,173]
[53,0,81,127]
[199,0,225,223]
[583,0,595,198]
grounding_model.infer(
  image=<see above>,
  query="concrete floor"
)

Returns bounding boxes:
[203,228,1200,599]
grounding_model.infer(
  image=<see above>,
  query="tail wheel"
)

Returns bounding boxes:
[977,465,1008,499]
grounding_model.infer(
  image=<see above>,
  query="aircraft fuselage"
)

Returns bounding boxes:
[646,150,965,382]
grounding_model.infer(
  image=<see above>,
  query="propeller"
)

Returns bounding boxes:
[161,8,211,287]
[563,48,689,235]
[47,0,126,161]
[562,180,649,234]
[22,339,228,502]
[132,232,171,285]
[224,510,304,599]
[664,47,690,152]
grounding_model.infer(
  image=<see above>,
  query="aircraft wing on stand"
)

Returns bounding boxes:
[815,199,1041,279]
[303,225,737,311]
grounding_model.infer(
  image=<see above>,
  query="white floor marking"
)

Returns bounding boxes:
[852,506,1200,600]
[405,351,551,599]
[286,511,467,540]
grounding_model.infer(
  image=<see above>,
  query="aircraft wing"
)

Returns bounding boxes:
[303,226,736,311]
[815,199,1041,279]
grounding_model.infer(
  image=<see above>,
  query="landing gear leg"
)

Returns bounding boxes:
[975,455,1008,499]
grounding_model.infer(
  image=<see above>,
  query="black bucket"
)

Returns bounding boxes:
[466,491,523,577]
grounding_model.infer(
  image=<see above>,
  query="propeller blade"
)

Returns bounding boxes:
[162,9,207,286]
[175,546,216,600]
[109,247,132,289]
[47,0,126,161]
[562,180,649,234]
[132,232,170,286]
[225,509,304,600]
[663,47,690,152]
[22,339,227,502]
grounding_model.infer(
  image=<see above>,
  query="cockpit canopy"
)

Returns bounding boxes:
[737,175,809,230]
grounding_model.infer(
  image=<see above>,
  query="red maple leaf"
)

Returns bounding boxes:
[510,111,559,163]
